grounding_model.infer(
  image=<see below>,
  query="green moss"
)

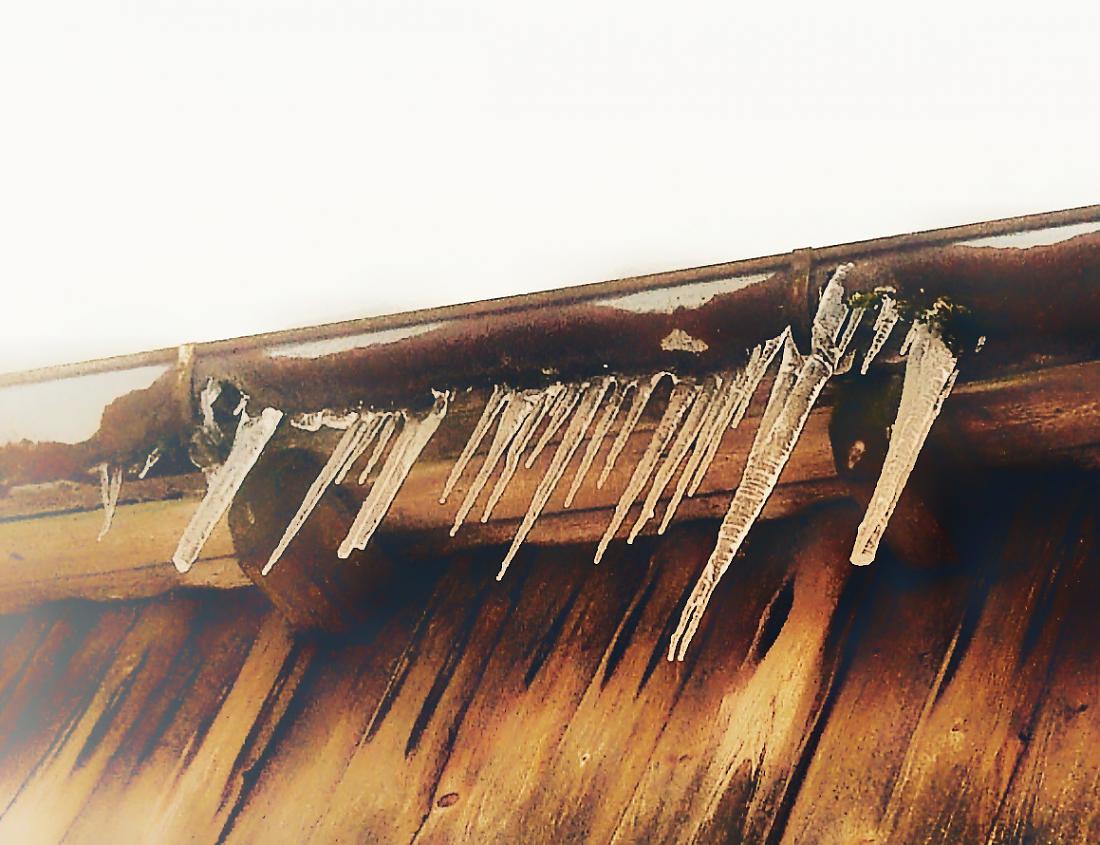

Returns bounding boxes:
[847,288,979,356]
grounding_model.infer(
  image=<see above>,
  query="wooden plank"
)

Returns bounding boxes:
[0,500,248,612]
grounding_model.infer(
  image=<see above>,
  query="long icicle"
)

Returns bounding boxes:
[525,384,579,469]
[594,379,695,564]
[669,265,856,660]
[481,388,550,522]
[338,392,449,559]
[439,384,507,504]
[173,406,284,573]
[451,391,532,536]
[498,377,613,579]
[629,378,716,541]
[860,295,900,374]
[685,329,789,498]
[263,415,377,576]
[597,373,668,489]
[96,463,123,541]
[850,321,958,565]
[563,380,626,507]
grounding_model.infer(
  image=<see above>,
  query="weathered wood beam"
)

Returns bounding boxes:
[1,360,1097,611]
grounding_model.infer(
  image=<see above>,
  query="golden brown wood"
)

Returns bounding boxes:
[0,469,1095,843]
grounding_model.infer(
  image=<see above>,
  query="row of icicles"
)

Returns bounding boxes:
[95,265,963,660]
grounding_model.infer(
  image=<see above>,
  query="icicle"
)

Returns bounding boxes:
[173,407,283,573]
[597,373,668,489]
[481,388,548,521]
[263,415,378,575]
[594,380,696,564]
[358,414,399,485]
[525,384,579,469]
[450,391,533,536]
[338,392,450,558]
[629,378,716,542]
[836,305,866,358]
[563,380,625,507]
[291,409,360,432]
[199,379,222,436]
[439,384,507,504]
[850,322,958,566]
[96,463,122,541]
[498,377,613,579]
[138,447,161,480]
[669,266,854,661]
[333,413,384,485]
[899,322,919,356]
[685,329,789,498]
[860,295,900,375]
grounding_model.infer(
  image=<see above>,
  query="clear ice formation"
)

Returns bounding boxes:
[850,320,958,566]
[173,405,284,573]
[860,295,900,375]
[96,463,122,541]
[338,392,450,560]
[668,265,861,661]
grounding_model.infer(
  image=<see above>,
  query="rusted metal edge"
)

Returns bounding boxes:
[4,204,1099,389]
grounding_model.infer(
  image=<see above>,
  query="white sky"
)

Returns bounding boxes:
[1,1,1098,373]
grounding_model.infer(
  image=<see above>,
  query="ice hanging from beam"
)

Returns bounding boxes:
[338,391,451,559]
[668,265,862,661]
[850,320,959,565]
[173,402,284,573]
[262,410,395,576]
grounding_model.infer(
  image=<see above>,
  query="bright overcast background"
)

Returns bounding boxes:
[1,2,1097,373]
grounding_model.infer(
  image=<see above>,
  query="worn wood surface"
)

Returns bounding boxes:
[0,468,1096,843]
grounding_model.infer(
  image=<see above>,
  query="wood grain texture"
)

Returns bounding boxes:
[0,470,1097,843]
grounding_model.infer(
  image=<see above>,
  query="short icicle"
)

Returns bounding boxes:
[860,295,900,374]
[96,463,123,541]
[498,377,613,579]
[850,321,959,565]
[668,265,856,661]
[338,392,450,559]
[173,406,284,573]
[593,379,695,564]
[138,447,161,480]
